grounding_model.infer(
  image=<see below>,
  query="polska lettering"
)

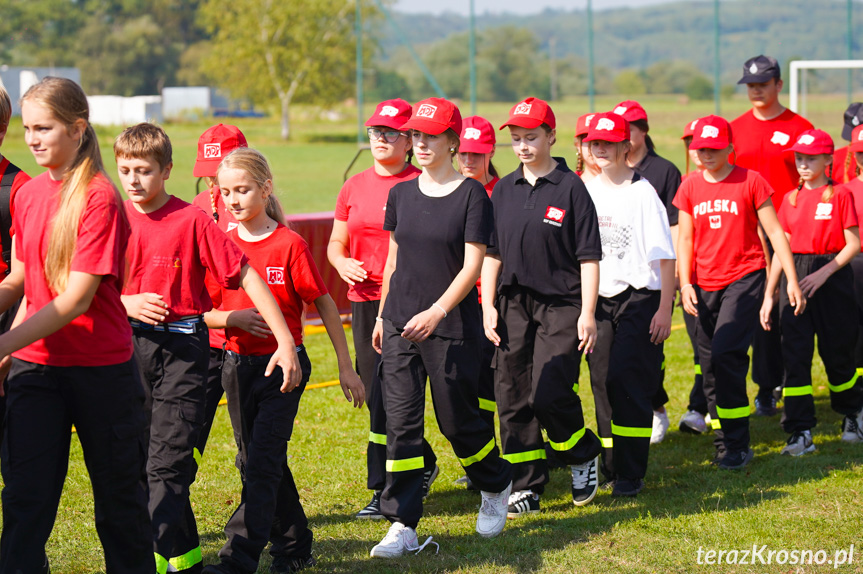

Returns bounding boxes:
[693,199,738,219]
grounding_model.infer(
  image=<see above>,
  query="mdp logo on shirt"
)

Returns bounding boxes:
[204,143,221,159]
[815,203,833,220]
[266,267,285,285]
[543,206,565,227]
[417,104,437,118]
[709,215,721,229]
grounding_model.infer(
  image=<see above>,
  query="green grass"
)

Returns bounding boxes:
[21,306,863,573]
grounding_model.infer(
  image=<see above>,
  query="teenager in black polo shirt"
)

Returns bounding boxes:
[482,97,603,518]
[369,97,512,558]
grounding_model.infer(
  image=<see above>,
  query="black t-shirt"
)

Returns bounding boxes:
[383,177,492,339]
[633,149,682,226]
[488,157,602,303]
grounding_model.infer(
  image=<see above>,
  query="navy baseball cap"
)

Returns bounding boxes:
[738,55,781,85]
[842,102,863,142]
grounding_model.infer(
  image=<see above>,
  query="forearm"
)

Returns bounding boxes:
[670,225,679,277]
[658,259,675,313]
[764,253,783,295]
[378,261,395,318]
[315,294,353,369]
[326,239,350,270]
[481,255,502,313]
[0,269,25,316]
[240,266,296,348]
[203,308,231,329]
[579,260,599,315]
[766,227,800,284]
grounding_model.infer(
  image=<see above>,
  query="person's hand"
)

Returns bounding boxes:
[372,319,384,354]
[759,293,774,331]
[787,281,807,316]
[649,307,672,344]
[267,345,302,393]
[401,307,445,343]
[338,365,365,408]
[577,311,596,353]
[798,269,829,300]
[483,306,500,346]
[680,284,698,317]
[226,308,271,338]
[335,258,368,286]
[122,293,168,324]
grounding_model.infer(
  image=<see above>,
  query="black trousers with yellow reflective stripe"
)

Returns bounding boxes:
[850,253,863,371]
[379,321,511,528]
[696,270,765,454]
[588,288,662,482]
[352,300,436,492]
[684,309,708,414]
[494,287,602,495]
[780,254,863,433]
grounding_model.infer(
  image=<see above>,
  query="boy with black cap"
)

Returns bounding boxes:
[731,55,813,417]
[833,103,863,184]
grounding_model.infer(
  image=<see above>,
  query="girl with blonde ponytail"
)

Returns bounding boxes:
[0,76,152,573]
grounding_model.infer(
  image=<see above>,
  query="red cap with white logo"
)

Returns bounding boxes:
[365,99,413,130]
[688,115,733,150]
[402,97,462,135]
[613,100,648,123]
[850,125,863,153]
[575,113,596,138]
[459,116,495,154]
[583,111,630,143]
[499,97,556,130]
[788,129,834,155]
[682,119,699,140]
[194,124,248,177]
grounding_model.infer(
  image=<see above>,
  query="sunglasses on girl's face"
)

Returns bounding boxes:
[367,128,407,143]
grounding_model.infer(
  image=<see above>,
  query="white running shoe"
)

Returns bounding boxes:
[780,429,816,456]
[370,522,438,558]
[651,409,670,444]
[679,410,708,434]
[476,481,511,538]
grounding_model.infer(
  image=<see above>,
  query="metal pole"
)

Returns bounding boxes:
[587,0,595,112]
[356,0,363,144]
[470,0,477,114]
[714,0,720,114]
[848,0,854,103]
[550,37,557,101]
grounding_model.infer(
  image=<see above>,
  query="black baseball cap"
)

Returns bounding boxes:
[738,55,781,85]
[842,102,863,141]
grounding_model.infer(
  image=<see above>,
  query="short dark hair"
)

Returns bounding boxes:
[114,123,173,170]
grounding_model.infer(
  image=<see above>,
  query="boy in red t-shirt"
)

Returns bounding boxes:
[115,123,302,574]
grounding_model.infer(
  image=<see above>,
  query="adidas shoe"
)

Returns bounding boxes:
[370,522,438,558]
[754,396,777,417]
[506,490,540,518]
[678,410,708,434]
[718,448,754,470]
[780,430,816,456]
[611,477,644,497]
[841,408,863,443]
[476,481,511,538]
[571,456,599,506]
[269,555,316,574]
[356,491,383,520]
[422,464,439,499]
[650,409,670,444]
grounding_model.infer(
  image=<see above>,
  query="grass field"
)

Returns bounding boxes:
[2,94,863,573]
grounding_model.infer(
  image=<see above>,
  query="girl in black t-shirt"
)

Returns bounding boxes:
[369,98,512,558]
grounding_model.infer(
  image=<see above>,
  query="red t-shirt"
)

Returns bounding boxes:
[778,184,858,254]
[476,175,500,304]
[221,225,327,354]
[833,146,860,185]
[731,109,813,208]
[0,157,32,279]
[334,165,420,302]
[673,167,773,291]
[838,178,863,252]
[193,187,239,348]
[123,195,248,322]
[12,172,132,366]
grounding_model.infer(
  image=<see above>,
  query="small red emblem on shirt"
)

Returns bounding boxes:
[545,206,565,222]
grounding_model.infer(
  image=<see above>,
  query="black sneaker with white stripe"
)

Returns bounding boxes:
[356,491,383,520]
[506,490,540,518]
[841,408,863,443]
[422,464,439,499]
[571,456,599,506]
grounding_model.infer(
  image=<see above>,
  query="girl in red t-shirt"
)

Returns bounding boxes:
[675,115,803,470]
[762,129,863,454]
[0,77,152,573]
[205,148,364,573]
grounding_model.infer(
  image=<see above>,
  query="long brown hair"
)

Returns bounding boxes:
[788,156,834,207]
[217,148,286,225]
[22,77,119,293]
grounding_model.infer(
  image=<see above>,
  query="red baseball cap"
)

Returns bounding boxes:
[194,124,248,177]
[365,99,412,130]
[613,100,648,123]
[850,125,863,153]
[499,97,556,130]
[575,113,597,138]
[583,112,630,143]
[689,115,733,150]
[682,119,699,139]
[402,97,462,135]
[788,129,834,155]
[459,116,495,154]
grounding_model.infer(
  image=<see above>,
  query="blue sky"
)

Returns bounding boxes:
[394,0,686,15]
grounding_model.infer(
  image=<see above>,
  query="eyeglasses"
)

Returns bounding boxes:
[367,128,407,144]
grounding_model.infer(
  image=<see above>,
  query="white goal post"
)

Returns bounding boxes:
[789,59,863,116]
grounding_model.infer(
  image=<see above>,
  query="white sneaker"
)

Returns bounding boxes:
[370,522,438,558]
[678,410,708,434]
[780,429,816,456]
[476,481,511,538]
[841,408,863,442]
[650,409,670,444]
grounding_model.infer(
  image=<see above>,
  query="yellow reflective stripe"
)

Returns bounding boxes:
[572,382,580,394]
[710,417,721,430]
[193,447,202,467]
[694,364,702,375]
[386,456,424,472]
[368,432,387,445]
[600,436,613,448]
[460,438,495,467]
[611,423,653,438]
[661,360,666,370]
[478,397,496,412]
[170,546,202,570]
[155,553,169,574]
[716,405,750,419]
[502,448,547,464]
[783,385,813,397]
[857,367,863,378]
[829,374,858,394]
[549,427,586,451]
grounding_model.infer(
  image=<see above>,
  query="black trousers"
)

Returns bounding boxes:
[218,348,313,572]
[751,238,785,399]
[588,288,662,482]
[495,287,602,495]
[352,300,435,492]
[696,270,765,453]
[379,321,511,528]
[134,327,209,574]
[0,298,21,447]
[780,254,863,432]
[684,309,708,414]
[0,359,151,574]
[651,349,669,410]
[850,253,863,370]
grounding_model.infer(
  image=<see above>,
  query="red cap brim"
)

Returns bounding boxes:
[193,158,220,177]
[402,117,450,135]
[499,117,544,130]
[459,141,494,154]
